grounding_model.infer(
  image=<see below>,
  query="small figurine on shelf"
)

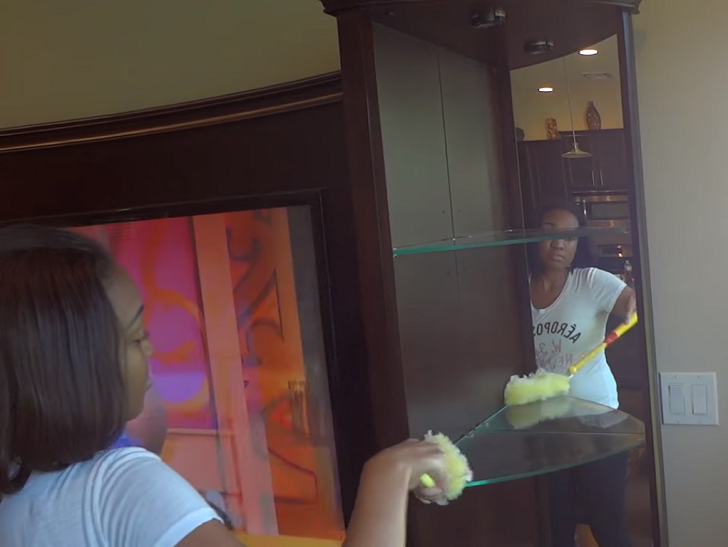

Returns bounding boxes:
[546,117,561,140]
[586,101,602,130]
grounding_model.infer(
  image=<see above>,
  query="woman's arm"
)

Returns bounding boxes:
[344,459,411,547]
[612,286,637,322]
[343,440,447,547]
[183,440,446,547]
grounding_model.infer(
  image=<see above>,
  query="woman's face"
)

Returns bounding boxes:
[106,267,153,421]
[536,208,580,272]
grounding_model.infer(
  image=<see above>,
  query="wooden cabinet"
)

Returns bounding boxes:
[562,133,598,190]
[518,139,568,213]
[317,0,658,545]
[519,129,629,215]
[593,130,629,190]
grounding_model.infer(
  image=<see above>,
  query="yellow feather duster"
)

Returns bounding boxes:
[504,315,638,407]
[504,370,571,407]
[419,431,472,504]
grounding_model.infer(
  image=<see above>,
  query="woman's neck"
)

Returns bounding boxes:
[533,268,569,291]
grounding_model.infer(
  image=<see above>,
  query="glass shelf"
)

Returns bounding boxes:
[455,397,645,487]
[392,226,629,256]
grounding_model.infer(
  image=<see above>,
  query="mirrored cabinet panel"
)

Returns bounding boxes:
[323,0,658,545]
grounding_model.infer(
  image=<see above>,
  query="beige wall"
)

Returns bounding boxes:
[635,1,728,545]
[0,0,339,128]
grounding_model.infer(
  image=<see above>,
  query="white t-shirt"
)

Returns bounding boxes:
[0,448,221,547]
[531,267,626,409]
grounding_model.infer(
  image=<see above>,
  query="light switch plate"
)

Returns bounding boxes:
[660,372,719,425]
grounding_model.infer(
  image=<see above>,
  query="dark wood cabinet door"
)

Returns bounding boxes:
[594,130,629,190]
[519,130,628,220]
[561,133,598,190]
[517,142,538,214]
[519,140,569,216]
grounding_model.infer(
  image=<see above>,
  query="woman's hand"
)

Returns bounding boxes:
[344,440,448,547]
[363,439,449,503]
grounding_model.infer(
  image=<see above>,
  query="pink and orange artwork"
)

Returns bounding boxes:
[73,207,344,547]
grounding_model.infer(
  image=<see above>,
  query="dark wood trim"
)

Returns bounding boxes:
[523,128,626,144]
[0,192,320,228]
[491,40,535,374]
[0,73,342,152]
[322,0,643,16]
[492,59,523,229]
[618,12,667,547]
[335,8,411,452]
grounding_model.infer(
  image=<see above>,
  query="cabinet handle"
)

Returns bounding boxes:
[591,171,596,186]
[600,170,605,186]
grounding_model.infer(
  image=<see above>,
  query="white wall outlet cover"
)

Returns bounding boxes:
[660,372,719,426]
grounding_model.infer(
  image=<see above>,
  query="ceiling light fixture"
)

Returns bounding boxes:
[538,87,554,93]
[579,48,598,56]
[561,57,592,160]
[524,39,555,55]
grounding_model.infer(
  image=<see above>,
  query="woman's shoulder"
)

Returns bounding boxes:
[571,267,614,282]
[571,266,598,276]
[569,267,624,291]
[23,447,154,487]
[89,447,168,481]
[90,446,157,467]
[45,447,164,490]
[7,449,219,546]
[570,267,626,303]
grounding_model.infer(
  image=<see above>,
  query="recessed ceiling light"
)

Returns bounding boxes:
[579,48,598,56]
[538,87,554,93]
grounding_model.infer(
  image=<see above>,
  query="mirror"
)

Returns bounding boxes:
[369,11,656,545]
[511,35,654,547]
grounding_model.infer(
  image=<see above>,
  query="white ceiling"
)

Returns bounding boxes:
[511,35,621,93]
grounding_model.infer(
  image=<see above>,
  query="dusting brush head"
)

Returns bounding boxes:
[504,370,570,407]
[421,431,473,505]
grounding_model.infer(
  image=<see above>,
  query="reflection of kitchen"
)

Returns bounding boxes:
[512,35,641,390]
[511,36,651,546]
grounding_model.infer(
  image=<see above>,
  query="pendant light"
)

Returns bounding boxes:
[561,56,592,159]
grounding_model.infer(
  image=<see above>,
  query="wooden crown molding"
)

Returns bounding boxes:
[321,0,642,16]
[0,72,342,153]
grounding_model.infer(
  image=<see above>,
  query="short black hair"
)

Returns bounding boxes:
[0,225,127,496]
[527,199,592,275]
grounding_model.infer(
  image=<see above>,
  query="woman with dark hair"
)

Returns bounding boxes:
[0,225,448,546]
[529,201,636,547]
